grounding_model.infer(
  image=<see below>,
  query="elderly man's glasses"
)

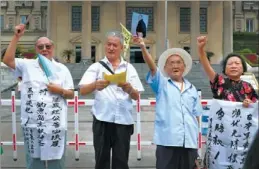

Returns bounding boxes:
[166,61,184,67]
[37,44,52,50]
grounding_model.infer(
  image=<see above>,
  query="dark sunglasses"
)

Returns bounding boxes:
[37,44,52,50]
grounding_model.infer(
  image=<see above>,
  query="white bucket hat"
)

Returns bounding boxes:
[157,48,192,77]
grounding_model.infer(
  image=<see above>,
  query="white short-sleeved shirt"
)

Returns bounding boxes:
[14,58,74,130]
[13,58,74,160]
[79,57,144,125]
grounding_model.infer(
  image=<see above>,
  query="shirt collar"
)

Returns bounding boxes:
[102,56,127,66]
[168,77,192,90]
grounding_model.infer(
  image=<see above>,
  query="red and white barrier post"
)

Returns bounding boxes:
[136,94,141,160]
[11,89,17,161]
[74,90,79,161]
[0,91,213,162]
[197,89,202,159]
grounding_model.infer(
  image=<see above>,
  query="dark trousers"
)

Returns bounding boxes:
[156,145,198,169]
[92,116,133,169]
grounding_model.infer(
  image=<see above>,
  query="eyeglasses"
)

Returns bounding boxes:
[166,61,184,67]
[37,44,52,50]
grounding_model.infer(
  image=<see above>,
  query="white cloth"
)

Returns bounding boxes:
[14,58,74,160]
[205,99,258,169]
[79,56,144,125]
[174,81,185,92]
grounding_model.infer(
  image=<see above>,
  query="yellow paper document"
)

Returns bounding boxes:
[103,71,127,84]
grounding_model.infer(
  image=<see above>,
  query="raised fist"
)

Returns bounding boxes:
[132,36,145,48]
[14,24,26,38]
[197,36,207,49]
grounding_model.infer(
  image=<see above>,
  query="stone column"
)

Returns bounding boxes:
[167,1,177,48]
[6,1,16,30]
[208,1,223,64]
[190,1,200,61]
[47,1,52,37]
[223,1,233,57]
[234,1,244,31]
[81,1,92,62]
[32,1,41,30]
[116,1,128,60]
[156,1,166,61]
[117,1,126,29]
[49,1,57,55]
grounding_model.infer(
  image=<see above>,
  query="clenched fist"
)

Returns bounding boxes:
[14,24,26,39]
[197,36,207,49]
[132,36,145,48]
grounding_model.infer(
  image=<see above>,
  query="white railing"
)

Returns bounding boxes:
[0,90,211,161]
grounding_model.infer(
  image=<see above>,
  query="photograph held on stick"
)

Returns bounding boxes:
[131,12,148,38]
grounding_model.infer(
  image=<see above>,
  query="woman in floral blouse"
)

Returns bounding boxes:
[197,36,258,106]
[197,36,258,169]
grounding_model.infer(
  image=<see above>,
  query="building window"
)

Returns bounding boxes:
[180,8,190,32]
[0,15,4,30]
[20,15,29,29]
[126,7,154,31]
[92,6,100,32]
[71,6,82,31]
[179,8,208,33]
[246,18,254,32]
[130,46,150,63]
[200,8,207,33]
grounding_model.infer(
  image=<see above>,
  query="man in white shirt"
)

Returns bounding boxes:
[3,24,74,169]
[79,31,144,169]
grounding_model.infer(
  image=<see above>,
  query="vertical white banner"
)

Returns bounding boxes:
[205,99,259,169]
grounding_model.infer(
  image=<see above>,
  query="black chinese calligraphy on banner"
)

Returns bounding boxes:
[205,99,258,169]
[20,82,66,160]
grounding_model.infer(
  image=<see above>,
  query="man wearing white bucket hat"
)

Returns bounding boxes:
[133,36,202,169]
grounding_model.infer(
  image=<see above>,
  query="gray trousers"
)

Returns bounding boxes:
[23,129,66,169]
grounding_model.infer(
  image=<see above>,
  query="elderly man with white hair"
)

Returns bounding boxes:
[79,31,144,169]
[133,36,202,169]
[3,24,74,169]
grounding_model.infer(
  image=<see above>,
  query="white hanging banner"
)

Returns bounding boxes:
[205,99,258,169]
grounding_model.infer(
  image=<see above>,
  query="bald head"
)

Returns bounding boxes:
[35,37,54,60]
[35,37,54,46]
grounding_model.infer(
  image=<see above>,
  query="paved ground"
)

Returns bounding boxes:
[0,105,206,169]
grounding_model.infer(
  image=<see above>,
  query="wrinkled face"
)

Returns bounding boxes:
[225,56,244,79]
[164,55,185,80]
[104,36,123,61]
[35,37,54,60]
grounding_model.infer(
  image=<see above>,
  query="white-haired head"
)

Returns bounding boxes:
[105,31,124,45]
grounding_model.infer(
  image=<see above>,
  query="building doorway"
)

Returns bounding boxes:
[74,45,96,63]
[130,46,150,63]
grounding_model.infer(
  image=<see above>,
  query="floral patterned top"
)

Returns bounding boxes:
[210,74,258,102]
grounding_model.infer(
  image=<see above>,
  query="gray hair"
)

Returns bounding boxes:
[105,31,124,45]
[34,36,54,46]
